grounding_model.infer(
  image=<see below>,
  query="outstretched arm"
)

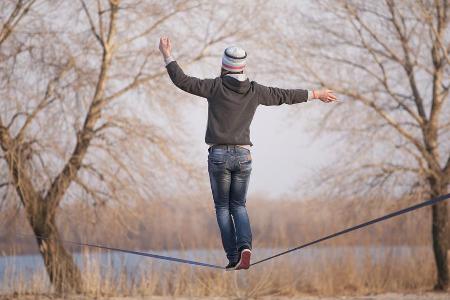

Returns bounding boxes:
[255,83,308,106]
[159,37,216,98]
[255,82,337,106]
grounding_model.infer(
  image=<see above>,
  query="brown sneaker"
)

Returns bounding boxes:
[235,248,251,270]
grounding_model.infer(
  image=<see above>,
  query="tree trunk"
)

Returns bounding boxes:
[0,132,83,294]
[430,179,449,290]
[28,213,82,294]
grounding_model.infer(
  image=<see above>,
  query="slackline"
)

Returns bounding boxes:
[250,192,450,266]
[13,193,450,270]
[14,233,224,269]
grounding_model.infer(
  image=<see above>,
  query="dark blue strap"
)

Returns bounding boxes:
[250,193,450,266]
[15,233,224,270]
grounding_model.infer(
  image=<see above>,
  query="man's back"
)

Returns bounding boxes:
[166,61,308,146]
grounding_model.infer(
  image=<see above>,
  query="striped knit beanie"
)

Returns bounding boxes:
[222,46,247,72]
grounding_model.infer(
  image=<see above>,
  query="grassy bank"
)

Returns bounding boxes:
[1,245,437,298]
[1,194,445,297]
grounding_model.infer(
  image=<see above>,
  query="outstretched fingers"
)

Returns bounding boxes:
[325,90,337,102]
[159,36,172,58]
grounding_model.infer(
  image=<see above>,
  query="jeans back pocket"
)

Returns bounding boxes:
[238,154,252,172]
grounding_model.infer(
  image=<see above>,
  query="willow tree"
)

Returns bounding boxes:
[272,0,449,290]
[0,0,258,292]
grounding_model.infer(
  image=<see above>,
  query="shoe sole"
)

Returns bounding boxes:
[235,249,251,270]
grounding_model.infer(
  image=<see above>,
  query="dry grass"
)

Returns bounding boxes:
[0,194,444,297]
[1,245,437,297]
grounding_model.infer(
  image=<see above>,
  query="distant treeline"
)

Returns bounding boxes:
[0,194,433,255]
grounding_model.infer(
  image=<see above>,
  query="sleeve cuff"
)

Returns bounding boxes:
[307,90,313,101]
[164,56,175,66]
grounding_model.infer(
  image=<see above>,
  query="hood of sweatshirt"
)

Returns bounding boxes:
[222,76,251,94]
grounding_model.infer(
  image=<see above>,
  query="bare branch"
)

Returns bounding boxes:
[45,0,120,211]
[416,0,450,66]
[104,66,165,104]
[445,155,450,177]
[303,56,442,179]
[80,0,104,48]
[119,2,202,47]
[73,177,106,205]
[15,59,74,142]
[386,0,427,122]
[360,162,420,174]
[345,2,403,63]
[96,0,105,42]
[0,182,11,189]
[0,0,36,46]
[307,50,424,126]
[6,112,28,129]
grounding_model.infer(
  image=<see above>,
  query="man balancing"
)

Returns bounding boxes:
[159,37,337,271]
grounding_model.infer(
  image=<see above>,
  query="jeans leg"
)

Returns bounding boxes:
[208,160,238,263]
[230,158,252,250]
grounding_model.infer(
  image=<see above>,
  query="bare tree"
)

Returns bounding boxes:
[0,0,260,293]
[270,0,449,290]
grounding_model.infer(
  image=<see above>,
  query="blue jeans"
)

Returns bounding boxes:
[208,145,253,263]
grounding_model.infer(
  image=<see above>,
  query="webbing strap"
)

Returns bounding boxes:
[250,193,450,266]
[12,193,450,270]
[14,233,224,270]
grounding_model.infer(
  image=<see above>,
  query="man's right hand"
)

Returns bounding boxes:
[159,36,172,59]
[313,89,337,103]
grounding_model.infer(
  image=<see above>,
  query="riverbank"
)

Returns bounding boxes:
[1,245,439,297]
